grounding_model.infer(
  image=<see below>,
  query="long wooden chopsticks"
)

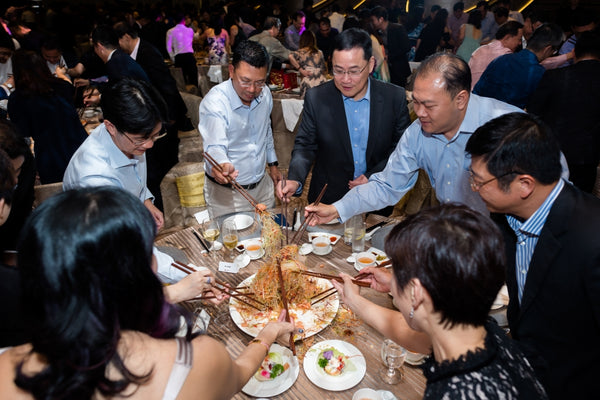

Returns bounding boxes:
[276,258,296,355]
[354,259,392,280]
[203,152,263,213]
[281,175,288,245]
[170,261,264,310]
[295,269,371,287]
[291,184,328,244]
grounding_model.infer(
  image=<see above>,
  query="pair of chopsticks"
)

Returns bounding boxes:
[276,257,296,355]
[281,175,288,245]
[353,259,392,281]
[191,226,211,253]
[203,152,263,213]
[290,184,328,244]
[311,286,338,305]
[170,261,263,310]
[295,270,371,287]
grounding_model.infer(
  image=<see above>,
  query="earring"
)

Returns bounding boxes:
[409,306,414,319]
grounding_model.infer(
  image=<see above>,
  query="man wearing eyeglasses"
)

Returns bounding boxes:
[199,40,281,217]
[465,112,600,399]
[63,78,167,230]
[278,28,410,213]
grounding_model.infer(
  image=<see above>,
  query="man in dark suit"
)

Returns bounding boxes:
[278,28,410,211]
[91,25,149,83]
[466,112,600,399]
[370,6,411,88]
[528,31,600,193]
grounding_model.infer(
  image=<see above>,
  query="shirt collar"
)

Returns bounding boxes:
[98,124,141,168]
[225,78,265,110]
[507,179,565,237]
[342,78,371,103]
[131,38,141,60]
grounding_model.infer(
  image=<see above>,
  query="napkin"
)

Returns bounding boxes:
[281,98,304,131]
[207,65,223,83]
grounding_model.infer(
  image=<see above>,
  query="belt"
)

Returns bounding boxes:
[206,173,262,190]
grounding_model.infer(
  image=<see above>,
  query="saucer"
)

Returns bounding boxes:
[312,246,332,256]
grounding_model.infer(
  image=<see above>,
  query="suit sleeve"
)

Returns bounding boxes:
[287,89,319,185]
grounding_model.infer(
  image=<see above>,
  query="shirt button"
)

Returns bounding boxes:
[520,269,527,274]
[447,181,451,185]
[446,163,450,168]
[446,144,450,148]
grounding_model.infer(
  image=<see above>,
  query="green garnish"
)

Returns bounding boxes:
[318,358,328,368]
[270,363,285,378]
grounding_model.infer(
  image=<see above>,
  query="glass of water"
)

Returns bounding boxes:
[380,338,407,384]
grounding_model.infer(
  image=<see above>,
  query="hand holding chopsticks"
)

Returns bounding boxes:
[291,184,328,244]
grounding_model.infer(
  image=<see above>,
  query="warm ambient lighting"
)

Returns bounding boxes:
[313,0,328,8]
[353,0,367,10]
[465,1,535,13]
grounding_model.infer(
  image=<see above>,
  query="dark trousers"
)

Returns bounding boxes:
[175,52,198,87]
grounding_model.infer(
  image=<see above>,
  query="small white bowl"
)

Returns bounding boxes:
[244,239,263,259]
[311,236,331,255]
[353,388,382,400]
[355,252,376,270]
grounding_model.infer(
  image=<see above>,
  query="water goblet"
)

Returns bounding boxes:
[380,338,407,384]
[221,220,239,261]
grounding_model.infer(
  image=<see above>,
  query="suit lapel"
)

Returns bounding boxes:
[517,186,572,319]
[366,80,381,161]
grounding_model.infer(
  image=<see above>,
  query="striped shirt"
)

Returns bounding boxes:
[507,179,565,302]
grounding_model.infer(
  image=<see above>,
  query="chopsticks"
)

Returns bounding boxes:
[294,270,371,287]
[291,184,328,244]
[281,175,288,245]
[203,152,263,213]
[354,259,392,281]
[191,226,211,253]
[311,287,338,305]
[171,261,264,310]
[276,258,296,355]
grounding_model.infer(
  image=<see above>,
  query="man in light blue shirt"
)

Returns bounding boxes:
[199,40,280,217]
[63,78,166,229]
[306,53,521,223]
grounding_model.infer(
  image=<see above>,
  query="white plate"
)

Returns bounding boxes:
[234,253,251,269]
[308,232,341,245]
[303,340,366,391]
[242,343,300,397]
[229,274,339,340]
[224,214,254,230]
[299,243,313,255]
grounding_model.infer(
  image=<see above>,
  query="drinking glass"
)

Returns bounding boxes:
[380,339,406,384]
[202,220,220,257]
[221,220,239,261]
[351,215,366,253]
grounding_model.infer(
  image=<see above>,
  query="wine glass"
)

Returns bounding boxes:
[202,220,220,257]
[221,219,238,261]
[380,339,407,384]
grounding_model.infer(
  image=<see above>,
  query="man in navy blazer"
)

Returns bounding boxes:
[466,112,600,399]
[92,25,149,83]
[278,28,410,211]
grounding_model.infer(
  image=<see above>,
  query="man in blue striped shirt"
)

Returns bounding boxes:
[466,112,600,399]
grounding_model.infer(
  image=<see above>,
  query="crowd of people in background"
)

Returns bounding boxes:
[0,0,598,399]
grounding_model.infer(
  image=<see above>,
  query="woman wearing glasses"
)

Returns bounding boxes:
[63,78,165,230]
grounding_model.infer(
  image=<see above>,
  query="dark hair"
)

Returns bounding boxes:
[342,16,361,31]
[113,20,139,39]
[0,119,30,160]
[413,52,471,98]
[40,35,62,51]
[465,112,562,189]
[495,20,524,40]
[496,0,511,6]
[431,8,449,31]
[319,17,331,26]
[101,78,168,138]
[453,2,465,12]
[263,16,282,31]
[15,187,191,398]
[385,204,505,329]
[333,28,372,60]
[299,30,318,53]
[431,5,442,13]
[0,29,15,51]
[370,6,389,21]
[468,10,483,29]
[494,7,509,19]
[575,31,600,60]
[571,8,596,27]
[0,149,14,205]
[523,9,546,25]
[292,11,306,21]
[477,1,489,10]
[231,40,269,69]
[526,23,564,53]
[11,49,62,96]
[91,25,119,50]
